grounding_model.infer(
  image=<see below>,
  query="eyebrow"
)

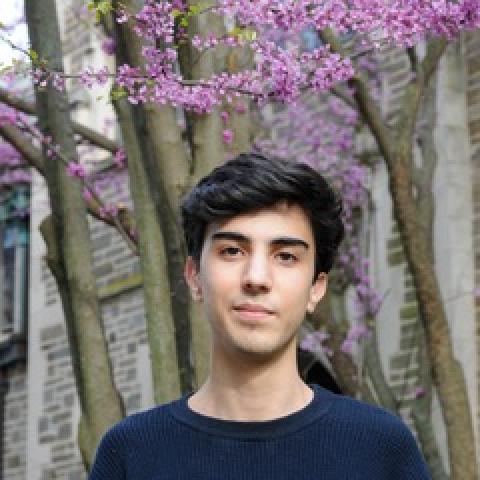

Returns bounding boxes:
[210,231,310,250]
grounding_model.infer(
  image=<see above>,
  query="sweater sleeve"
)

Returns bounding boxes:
[385,417,432,479]
[88,424,126,480]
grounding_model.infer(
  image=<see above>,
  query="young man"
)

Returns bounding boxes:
[89,153,430,479]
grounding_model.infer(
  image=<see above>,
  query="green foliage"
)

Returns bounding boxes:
[230,26,257,41]
[110,86,127,101]
[172,2,212,29]
[87,0,113,23]
[28,48,38,62]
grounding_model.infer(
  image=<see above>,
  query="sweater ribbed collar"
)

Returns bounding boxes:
[166,383,334,439]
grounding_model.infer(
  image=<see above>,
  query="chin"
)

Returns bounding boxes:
[231,335,294,359]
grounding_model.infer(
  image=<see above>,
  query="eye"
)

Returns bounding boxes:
[277,252,298,263]
[219,246,243,257]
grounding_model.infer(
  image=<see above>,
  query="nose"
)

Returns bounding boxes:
[241,251,272,293]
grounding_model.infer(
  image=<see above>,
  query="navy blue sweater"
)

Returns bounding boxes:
[89,383,431,479]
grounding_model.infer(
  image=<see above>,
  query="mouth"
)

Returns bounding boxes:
[233,304,275,313]
[232,304,275,321]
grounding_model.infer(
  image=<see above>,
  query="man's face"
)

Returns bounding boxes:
[184,201,327,359]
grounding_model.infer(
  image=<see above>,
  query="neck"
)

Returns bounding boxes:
[188,341,313,421]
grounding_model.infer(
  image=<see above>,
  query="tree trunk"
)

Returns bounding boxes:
[312,290,358,397]
[109,0,193,397]
[114,95,182,402]
[388,129,477,480]
[25,0,124,468]
[178,1,238,387]
[323,27,478,475]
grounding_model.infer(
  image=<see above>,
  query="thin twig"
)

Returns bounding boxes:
[19,120,138,255]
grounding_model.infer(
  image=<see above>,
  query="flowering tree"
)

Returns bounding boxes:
[0,0,479,476]
[257,74,447,478]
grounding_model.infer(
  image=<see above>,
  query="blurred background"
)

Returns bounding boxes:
[0,0,479,478]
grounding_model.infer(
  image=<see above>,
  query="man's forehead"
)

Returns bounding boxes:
[204,203,314,244]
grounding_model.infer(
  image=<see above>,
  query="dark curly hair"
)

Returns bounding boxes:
[181,153,344,282]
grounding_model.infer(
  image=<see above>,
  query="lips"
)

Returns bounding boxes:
[233,304,274,314]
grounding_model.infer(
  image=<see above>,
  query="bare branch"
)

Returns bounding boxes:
[0,122,138,251]
[0,122,45,173]
[0,86,120,153]
[318,28,393,160]
[330,85,356,110]
[420,37,448,88]
[396,38,447,147]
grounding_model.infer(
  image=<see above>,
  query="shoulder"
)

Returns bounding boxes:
[89,404,174,479]
[321,388,417,447]
[110,401,171,437]
[97,401,173,451]
[316,389,430,476]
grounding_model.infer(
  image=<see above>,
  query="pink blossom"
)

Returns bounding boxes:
[52,73,66,91]
[99,203,119,218]
[220,111,229,123]
[114,148,127,168]
[0,105,19,126]
[234,103,247,114]
[101,37,116,56]
[222,129,234,144]
[347,324,371,342]
[340,339,354,354]
[0,169,31,185]
[82,188,93,202]
[116,9,129,24]
[66,162,87,179]
[300,330,331,355]
[0,143,23,166]
[414,386,426,399]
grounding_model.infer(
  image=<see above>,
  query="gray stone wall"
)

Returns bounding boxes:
[3,364,27,480]
[28,164,153,479]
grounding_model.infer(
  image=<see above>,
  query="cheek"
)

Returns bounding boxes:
[201,261,235,302]
[277,269,314,306]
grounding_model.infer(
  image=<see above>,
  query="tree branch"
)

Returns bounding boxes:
[395,38,447,153]
[0,122,137,245]
[0,122,45,173]
[330,85,356,110]
[318,28,393,160]
[420,37,448,89]
[0,86,120,153]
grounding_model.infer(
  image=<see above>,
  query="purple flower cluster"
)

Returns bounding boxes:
[191,33,240,51]
[256,81,383,360]
[0,142,24,166]
[0,169,31,185]
[101,37,116,56]
[114,148,127,169]
[66,162,87,179]
[0,104,21,126]
[340,323,371,354]
[79,66,110,88]
[134,1,175,43]
[217,0,480,45]
[27,0,480,116]
[300,329,333,357]
[338,246,383,318]
[116,63,261,112]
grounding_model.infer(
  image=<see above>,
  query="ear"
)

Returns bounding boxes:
[184,256,203,302]
[306,273,327,314]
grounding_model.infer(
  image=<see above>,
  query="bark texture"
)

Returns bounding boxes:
[320,28,476,477]
[25,0,124,469]
[110,0,194,397]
